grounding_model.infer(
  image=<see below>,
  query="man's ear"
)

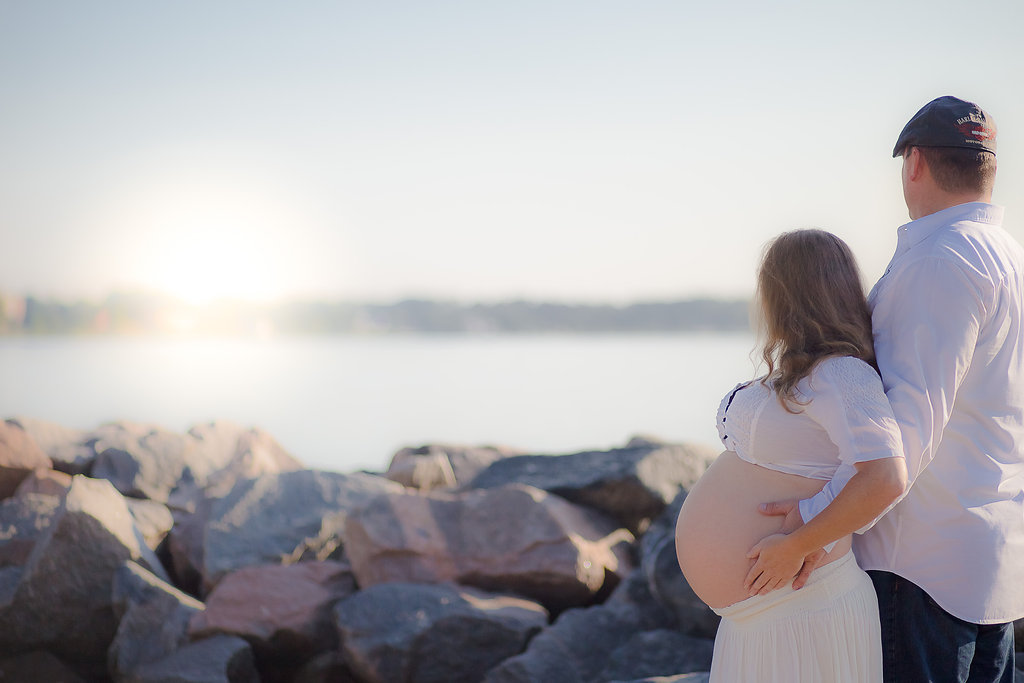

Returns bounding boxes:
[904,147,926,183]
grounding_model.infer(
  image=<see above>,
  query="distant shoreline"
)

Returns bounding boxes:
[0,294,752,336]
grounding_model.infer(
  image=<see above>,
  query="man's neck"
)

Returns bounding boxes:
[911,193,991,220]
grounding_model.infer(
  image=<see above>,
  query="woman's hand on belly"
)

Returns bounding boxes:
[744,533,825,596]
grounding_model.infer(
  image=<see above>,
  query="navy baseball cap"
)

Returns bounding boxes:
[892,96,997,158]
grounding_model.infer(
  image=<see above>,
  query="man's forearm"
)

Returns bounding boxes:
[785,459,906,557]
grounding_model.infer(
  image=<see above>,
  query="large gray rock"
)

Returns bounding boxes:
[484,601,666,683]
[79,420,302,509]
[291,652,360,683]
[468,438,717,533]
[6,416,94,475]
[90,422,197,503]
[127,635,259,683]
[189,561,356,674]
[0,650,86,682]
[385,443,521,491]
[335,582,548,683]
[610,675,710,683]
[631,492,719,639]
[165,423,306,593]
[0,492,63,569]
[486,498,717,683]
[166,495,217,597]
[178,421,304,502]
[127,498,175,550]
[0,476,169,668]
[0,419,52,499]
[597,630,714,682]
[109,562,206,681]
[343,483,634,609]
[171,469,403,594]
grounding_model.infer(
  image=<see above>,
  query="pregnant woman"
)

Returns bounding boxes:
[675,230,907,682]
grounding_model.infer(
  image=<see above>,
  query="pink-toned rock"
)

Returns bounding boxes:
[172,470,402,596]
[343,484,634,609]
[385,443,521,491]
[0,420,52,499]
[189,561,357,666]
[14,468,72,498]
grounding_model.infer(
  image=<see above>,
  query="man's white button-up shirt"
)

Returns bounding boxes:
[799,202,1024,624]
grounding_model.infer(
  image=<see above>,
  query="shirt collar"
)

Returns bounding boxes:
[895,202,1004,253]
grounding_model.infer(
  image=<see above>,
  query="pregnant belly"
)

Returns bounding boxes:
[674,451,852,609]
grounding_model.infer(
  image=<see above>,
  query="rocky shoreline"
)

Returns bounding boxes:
[0,417,1019,682]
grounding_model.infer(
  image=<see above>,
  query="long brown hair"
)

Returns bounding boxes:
[757,229,876,411]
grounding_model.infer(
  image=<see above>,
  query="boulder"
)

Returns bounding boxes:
[6,416,94,475]
[172,469,402,594]
[166,495,216,596]
[90,422,196,503]
[126,498,175,550]
[108,562,206,681]
[632,492,719,639]
[291,652,360,683]
[0,476,169,669]
[0,650,86,682]
[83,421,302,510]
[467,439,717,533]
[484,600,666,683]
[13,467,73,498]
[486,500,716,683]
[609,675,710,683]
[0,420,52,499]
[385,443,521,490]
[127,635,259,683]
[343,484,634,609]
[0,492,63,569]
[163,426,307,591]
[189,561,357,673]
[335,582,548,683]
[180,421,304,502]
[597,629,714,681]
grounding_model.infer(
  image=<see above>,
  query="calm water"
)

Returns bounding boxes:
[0,333,759,472]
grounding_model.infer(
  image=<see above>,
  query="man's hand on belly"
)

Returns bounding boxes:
[760,498,804,533]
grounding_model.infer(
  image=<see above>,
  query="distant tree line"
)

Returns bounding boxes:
[0,293,752,335]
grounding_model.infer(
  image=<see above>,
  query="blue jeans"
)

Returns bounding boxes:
[868,571,1015,683]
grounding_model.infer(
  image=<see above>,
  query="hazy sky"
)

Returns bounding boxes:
[1,1,1022,304]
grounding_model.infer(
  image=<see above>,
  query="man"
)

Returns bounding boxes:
[762,96,1024,682]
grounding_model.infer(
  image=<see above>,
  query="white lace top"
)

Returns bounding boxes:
[717,355,903,479]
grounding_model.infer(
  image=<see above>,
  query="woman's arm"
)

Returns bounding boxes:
[743,455,907,595]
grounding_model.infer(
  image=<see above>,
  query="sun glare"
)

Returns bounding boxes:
[115,174,302,305]
[148,218,282,305]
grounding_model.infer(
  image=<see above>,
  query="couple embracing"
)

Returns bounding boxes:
[676,96,1024,683]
